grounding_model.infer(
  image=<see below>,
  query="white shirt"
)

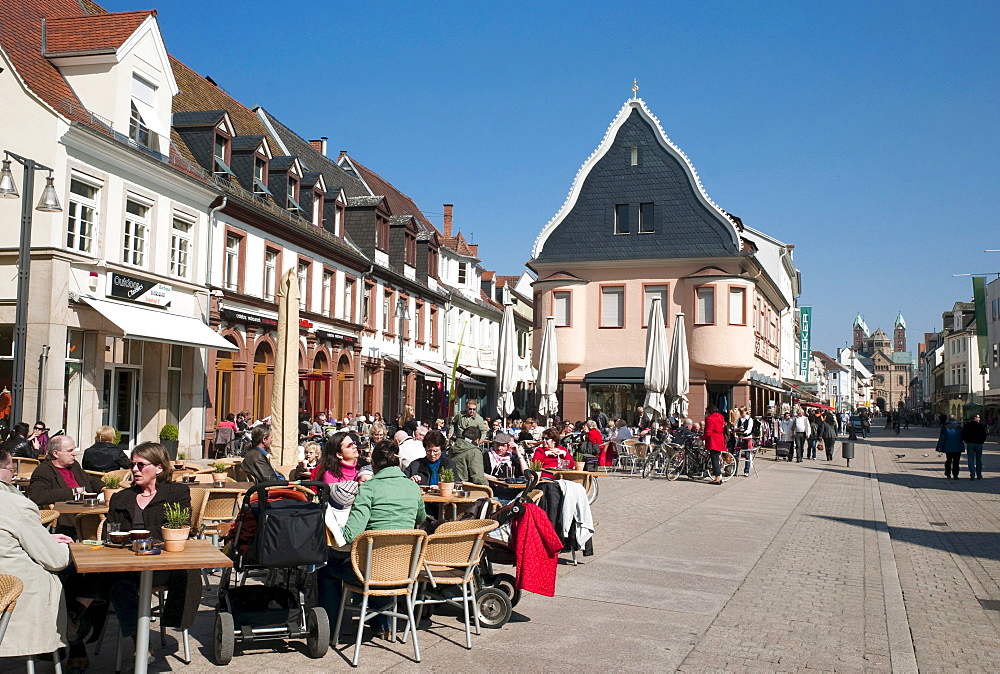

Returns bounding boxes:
[397,438,426,470]
[793,415,811,436]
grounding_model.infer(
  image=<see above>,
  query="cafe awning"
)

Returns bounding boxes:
[79,296,237,351]
[384,355,442,382]
[584,367,645,384]
[419,360,483,386]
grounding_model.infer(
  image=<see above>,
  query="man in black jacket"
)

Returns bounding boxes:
[27,435,103,535]
[962,413,987,480]
[242,425,284,484]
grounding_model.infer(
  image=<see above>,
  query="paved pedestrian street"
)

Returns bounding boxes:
[6,425,1000,672]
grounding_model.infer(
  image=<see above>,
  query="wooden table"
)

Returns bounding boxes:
[54,501,109,515]
[70,539,232,674]
[187,481,253,490]
[421,492,481,520]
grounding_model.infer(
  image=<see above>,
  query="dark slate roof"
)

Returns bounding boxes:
[256,108,370,199]
[172,110,227,128]
[300,172,323,188]
[348,196,384,207]
[534,107,740,264]
[389,215,413,226]
[232,135,266,151]
[268,156,297,172]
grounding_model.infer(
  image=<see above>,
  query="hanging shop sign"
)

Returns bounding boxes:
[107,272,172,307]
[799,306,812,379]
[220,308,278,329]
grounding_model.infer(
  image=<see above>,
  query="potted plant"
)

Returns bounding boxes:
[213,461,228,486]
[574,451,586,471]
[529,459,544,474]
[161,503,191,552]
[159,424,179,460]
[438,468,455,498]
[101,473,124,502]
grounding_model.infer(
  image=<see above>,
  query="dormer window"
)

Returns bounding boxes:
[213,127,233,177]
[375,216,389,252]
[405,233,416,266]
[286,176,300,212]
[253,155,268,196]
[458,262,467,285]
[129,102,151,148]
[311,189,323,227]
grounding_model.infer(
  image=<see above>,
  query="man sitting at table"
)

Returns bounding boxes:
[450,426,488,485]
[27,436,103,536]
[242,424,284,484]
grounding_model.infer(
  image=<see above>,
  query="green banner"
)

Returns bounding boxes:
[973,276,988,365]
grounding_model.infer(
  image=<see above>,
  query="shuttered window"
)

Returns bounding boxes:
[553,291,571,327]
[601,286,624,328]
[696,286,715,325]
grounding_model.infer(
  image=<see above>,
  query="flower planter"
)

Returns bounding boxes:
[213,473,227,486]
[574,461,586,471]
[438,482,454,498]
[161,526,191,552]
[102,487,123,503]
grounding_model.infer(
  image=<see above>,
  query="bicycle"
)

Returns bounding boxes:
[665,440,736,483]
[641,442,679,478]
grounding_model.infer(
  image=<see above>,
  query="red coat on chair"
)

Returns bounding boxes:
[511,503,564,597]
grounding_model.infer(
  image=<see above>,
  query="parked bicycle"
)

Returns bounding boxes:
[665,439,736,482]
[642,442,679,478]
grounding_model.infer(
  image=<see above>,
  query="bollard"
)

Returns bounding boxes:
[842,440,855,467]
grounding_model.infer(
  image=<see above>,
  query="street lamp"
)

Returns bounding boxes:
[1,151,62,429]
[394,300,410,424]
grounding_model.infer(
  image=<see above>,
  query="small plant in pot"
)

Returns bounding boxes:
[529,459,545,474]
[574,451,586,471]
[213,462,228,486]
[161,502,191,552]
[159,424,180,461]
[438,468,455,497]
[101,473,124,502]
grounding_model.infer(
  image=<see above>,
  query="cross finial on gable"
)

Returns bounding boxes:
[631,79,639,99]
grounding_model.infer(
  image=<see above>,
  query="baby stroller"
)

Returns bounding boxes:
[213,480,331,664]
[472,470,541,628]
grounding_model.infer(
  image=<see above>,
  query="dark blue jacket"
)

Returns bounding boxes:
[936,421,964,453]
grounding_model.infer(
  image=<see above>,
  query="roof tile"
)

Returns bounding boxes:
[44,10,152,54]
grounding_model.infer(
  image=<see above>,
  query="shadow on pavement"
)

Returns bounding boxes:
[811,515,1000,562]
[821,464,994,493]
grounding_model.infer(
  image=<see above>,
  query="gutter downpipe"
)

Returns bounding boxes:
[37,345,50,422]
[200,196,227,458]
[357,263,374,417]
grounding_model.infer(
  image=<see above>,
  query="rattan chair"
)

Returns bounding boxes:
[104,468,132,486]
[462,483,493,499]
[410,519,498,648]
[2,574,63,673]
[192,488,242,542]
[38,509,59,528]
[74,512,105,541]
[14,457,39,478]
[333,529,427,667]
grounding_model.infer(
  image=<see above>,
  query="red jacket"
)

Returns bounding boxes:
[701,412,727,452]
[511,502,564,597]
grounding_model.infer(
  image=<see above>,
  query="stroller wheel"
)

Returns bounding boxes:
[213,612,235,665]
[475,588,511,629]
[493,573,522,608]
[306,606,330,659]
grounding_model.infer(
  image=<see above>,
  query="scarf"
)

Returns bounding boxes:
[488,449,513,477]
[427,457,442,485]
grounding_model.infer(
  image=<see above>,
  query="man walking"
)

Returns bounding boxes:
[792,408,810,463]
[962,413,986,480]
[452,400,488,439]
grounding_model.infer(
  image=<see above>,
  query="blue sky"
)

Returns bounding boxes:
[104,0,999,354]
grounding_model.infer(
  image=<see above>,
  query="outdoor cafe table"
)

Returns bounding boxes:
[421,492,480,520]
[187,481,254,490]
[53,501,109,515]
[70,539,232,674]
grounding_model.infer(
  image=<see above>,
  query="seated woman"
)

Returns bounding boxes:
[317,441,426,638]
[531,428,571,473]
[404,430,456,486]
[0,488,73,662]
[105,443,198,648]
[290,441,321,481]
[313,432,372,485]
[81,425,131,472]
[483,432,529,501]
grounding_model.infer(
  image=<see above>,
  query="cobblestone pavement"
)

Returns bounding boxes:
[4,427,1000,672]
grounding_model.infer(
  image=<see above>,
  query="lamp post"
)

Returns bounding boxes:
[394,300,410,424]
[0,151,62,429]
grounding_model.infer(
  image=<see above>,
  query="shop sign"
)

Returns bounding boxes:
[221,308,278,329]
[798,306,812,378]
[107,272,172,307]
[316,330,358,346]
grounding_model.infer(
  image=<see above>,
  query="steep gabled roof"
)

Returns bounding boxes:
[340,155,437,234]
[440,231,478,259]
[171,56,270,138]
[44,10,153,54]
[813,351,847,372]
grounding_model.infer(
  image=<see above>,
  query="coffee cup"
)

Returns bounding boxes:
[109,531,130,545]
[129,529,150,542]
[132,538,154,553]
[182,475,196,483]
[83,492,97,499]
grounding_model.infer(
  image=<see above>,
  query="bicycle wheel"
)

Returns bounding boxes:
[719,451,737,482]
[665,452,684,481]
[641,453,656,478]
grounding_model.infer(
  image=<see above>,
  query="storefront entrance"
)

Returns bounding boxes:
[110,367,141,450]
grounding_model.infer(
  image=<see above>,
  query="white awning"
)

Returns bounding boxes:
[419,360,484,386]
[130,97,170,140]
[465,366,496,379]
[384,355,442,382]
[80,296,237,351]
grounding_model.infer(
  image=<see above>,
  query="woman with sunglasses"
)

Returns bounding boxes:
[315,432,372,484]
[105,443,198,651]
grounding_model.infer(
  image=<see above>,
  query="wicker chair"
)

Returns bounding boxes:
[13,457,39,478]
[2,574,62,672]
[192,488,242,542]
[463,483,493,499]
[74,512,105,541]
[104,468,132,486]
[554,470,599,503]
[410,520,498,649]
[333,529,427,667]
[38,509,59,528]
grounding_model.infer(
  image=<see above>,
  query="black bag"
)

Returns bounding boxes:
[775,441,791,458]
[249,499,327,568]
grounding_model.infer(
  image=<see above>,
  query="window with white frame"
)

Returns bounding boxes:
[600,286,625,328]
[343,278,355,322]
[696,286,715,324]
[643,285,668,326]
[457,262,467,285]
[129,102,151,149]
[67,178,98,254]
[263,249,277,301]
[253,156,268,195]
[170,215,193,278]
[297,261,309,310]
[312,191,323,227]
[287,176,300,212]
[553,291,571,327]
[123,199,149,267]
[383,292,392,332]
[224,235,240,291]
[729,287,746,325]
[321,270,332,317]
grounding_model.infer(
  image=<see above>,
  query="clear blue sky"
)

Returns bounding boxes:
[103,0,1000,354]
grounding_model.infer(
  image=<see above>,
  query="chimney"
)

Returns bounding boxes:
[339,150,348,159]
[443,204,453,237]
[309,137,328,156]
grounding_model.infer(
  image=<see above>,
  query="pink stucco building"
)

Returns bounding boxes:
[528,97,800,424]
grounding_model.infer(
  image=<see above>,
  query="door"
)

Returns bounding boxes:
[112,367,140,450]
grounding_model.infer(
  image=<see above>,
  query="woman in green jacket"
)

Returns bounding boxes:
[318,441,426,641]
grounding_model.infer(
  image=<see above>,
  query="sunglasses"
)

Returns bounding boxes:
[131,461,154,470]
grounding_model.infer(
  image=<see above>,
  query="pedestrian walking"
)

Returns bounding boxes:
[820,413,838,461]
[936,416,964,479]
[701,404,727,485]
[962,413,986,480]
[791,408,810,462]
[807,412,822,460]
